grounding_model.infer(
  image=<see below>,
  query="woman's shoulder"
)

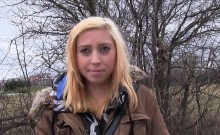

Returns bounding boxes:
[136,84,156,99]
[28,72,67,118]
[28,87,53,118]
[135,84,159,112]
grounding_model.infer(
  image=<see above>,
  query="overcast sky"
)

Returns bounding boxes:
[0,2,21,80]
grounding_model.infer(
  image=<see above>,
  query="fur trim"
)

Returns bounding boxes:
[28,66,149,118]
[130,65,149,82]
[28,87,52,118]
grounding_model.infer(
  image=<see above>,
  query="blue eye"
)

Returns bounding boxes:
[100,46,110,52]
[80,48,90,54]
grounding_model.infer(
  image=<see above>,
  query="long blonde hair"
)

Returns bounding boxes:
[64,17,138,114]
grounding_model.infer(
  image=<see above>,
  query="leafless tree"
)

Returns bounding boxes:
[1,0,220,134]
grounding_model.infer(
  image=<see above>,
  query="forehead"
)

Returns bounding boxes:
[79,28,110,36]
[76,28,115,45]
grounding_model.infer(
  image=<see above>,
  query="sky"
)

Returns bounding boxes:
[0,1,65,81]
[0,2,21,80]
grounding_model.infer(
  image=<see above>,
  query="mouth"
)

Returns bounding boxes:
[88,69,105,77]
[88,69,104,72]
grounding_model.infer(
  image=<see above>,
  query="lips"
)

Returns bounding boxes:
[89,69,104,72]
[88,69,104,77]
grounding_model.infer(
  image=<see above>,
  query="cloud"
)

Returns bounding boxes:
[0,2,22,80]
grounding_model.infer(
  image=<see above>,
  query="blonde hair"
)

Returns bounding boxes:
[64,16,138,114]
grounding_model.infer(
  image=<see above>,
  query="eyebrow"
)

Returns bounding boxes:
[77,43,112,48]
[77,44,91,48]
[98,43,113,47]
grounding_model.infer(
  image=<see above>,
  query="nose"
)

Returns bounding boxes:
[91,51,101,65]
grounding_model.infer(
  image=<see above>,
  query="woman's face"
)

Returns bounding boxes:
[76,28,116,85]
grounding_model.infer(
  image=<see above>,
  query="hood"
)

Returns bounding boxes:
[28,87,52,118]
[130,65,149,82]
[28,65,149,118]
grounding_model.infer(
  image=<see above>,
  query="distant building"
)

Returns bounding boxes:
[29,74,41,86]
[29,73,53,86]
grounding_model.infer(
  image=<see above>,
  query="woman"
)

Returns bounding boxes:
[29,17,169,135]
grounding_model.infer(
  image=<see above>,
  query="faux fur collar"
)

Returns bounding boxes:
[28,65,149,118]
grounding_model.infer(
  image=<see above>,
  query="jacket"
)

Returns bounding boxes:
[29,66,169,135]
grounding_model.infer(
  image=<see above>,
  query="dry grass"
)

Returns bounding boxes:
[0,87,44,135]
[168,84,220,135]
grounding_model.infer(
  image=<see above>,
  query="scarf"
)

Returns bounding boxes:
[50,73,128,134]
[79,87,128,135]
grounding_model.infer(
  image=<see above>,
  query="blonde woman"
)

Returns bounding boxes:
[30,17,169,135]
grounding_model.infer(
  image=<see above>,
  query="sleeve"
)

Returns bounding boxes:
[137,85,170,135]
[150,93,170,135]
[35,103,53,135]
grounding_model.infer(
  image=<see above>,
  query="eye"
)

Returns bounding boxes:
[80,48,90,54]
[100,46,110,52]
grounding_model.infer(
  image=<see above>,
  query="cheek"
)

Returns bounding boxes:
[76,55,85,71]
[76,55,80,67]
[108,53,116,70]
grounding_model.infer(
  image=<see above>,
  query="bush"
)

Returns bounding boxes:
[4,79,29,91]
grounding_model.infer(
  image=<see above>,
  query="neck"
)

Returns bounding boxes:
[86,80,111,110]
